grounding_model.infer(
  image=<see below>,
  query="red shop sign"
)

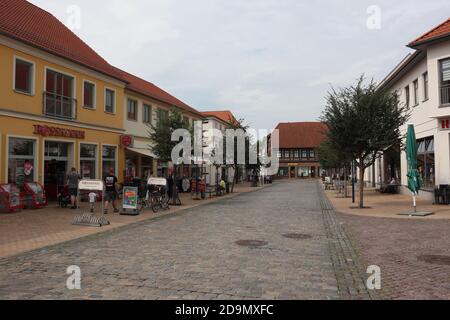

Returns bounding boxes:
[440,119,450,130]
[121,135,134,148]
[33,125,85,139]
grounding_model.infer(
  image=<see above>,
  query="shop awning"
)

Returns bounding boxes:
[126,147,157,159]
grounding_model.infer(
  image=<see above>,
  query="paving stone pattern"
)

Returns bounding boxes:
[0,180,372,300]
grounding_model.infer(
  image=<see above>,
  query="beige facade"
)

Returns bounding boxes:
[123,89,203,179]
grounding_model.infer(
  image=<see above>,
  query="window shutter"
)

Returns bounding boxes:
[442,59,450,82]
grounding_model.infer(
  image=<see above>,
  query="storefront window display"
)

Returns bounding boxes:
[102,146,117,178]
[278,168,288,177]
[297,167,310,178]
[8,137,36,188]
[417,137,435,189]
[80,144,97,179]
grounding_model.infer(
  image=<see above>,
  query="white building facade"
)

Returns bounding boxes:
[201,111,240,186]
[366,18,450,200]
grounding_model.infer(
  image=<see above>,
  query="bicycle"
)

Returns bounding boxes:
[150,189,170,213]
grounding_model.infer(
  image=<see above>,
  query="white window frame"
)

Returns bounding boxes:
[104,87,117,114]
[127,98,138,121]
[82,80,97,109]
[13,55,36,95]
[423,72,429,102]
[413,79,419,106]
[405,85,410,107]
[439,58,450,106]
[79,142,99,180]
[6,135,39,183]
[143,104,152,124]
[44,66,77,99]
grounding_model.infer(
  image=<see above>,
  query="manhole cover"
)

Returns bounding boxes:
[283,233,312,240]
[235,240,268,247]
[417,255,450,266]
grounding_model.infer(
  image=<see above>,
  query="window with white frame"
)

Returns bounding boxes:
[143,104,152,124]
[423,72,429,101]
[183,116,189,127]
[80,144,97,179]
[105,89,116,113]
[413,79,419,106]
[405,85,410,107]
[83,81,96,108]
[440,58,450,105]
[157,108,169,126]
[127,98,138,121]
[102,145,117,178]
[14,57,34,94]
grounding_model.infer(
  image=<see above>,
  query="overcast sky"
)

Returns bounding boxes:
[30,0,450,130]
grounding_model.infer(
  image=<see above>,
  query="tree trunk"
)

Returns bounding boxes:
[344,166,348,198]
[359,165,365,208]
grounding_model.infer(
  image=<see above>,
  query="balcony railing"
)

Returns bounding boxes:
[43,91,77,120]
[441,84,450,105]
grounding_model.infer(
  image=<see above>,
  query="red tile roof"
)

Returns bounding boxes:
[114,68,203,117]
[275,122,328,149]
[201,111,240,126]
[409,17,450,47]
[0,0,124,81]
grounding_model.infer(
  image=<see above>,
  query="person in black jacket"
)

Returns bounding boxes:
[167,174,174,199]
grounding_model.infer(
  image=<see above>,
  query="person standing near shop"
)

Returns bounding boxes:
[104,168,119,215]
[67,167,81,210]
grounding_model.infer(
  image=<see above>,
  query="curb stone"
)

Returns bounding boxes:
[317,182,380,300]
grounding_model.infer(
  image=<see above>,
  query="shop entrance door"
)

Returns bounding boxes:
[44,141,73,200]
[311,166,316,178]
[289,167,296,179]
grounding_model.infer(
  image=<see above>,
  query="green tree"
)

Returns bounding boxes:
[318,138,352,197]
[222,118,248,193]
[321,76,410,208]
[148,108,192,204]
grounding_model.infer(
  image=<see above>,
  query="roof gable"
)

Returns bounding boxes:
[201,111,239,127]
[114,68,202,117]
[0,0,124,81]
[409,17,450,47]
[275,122,328,149]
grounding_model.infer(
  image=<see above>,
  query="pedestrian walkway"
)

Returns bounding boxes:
[325,187,450,219]
[0,182,263,259]
[324,185,450,299]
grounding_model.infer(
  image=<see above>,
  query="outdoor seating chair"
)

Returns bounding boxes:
[434,185,450,205]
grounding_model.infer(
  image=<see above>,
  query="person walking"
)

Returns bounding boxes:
[104,168,119,215]
[67,167,81,210]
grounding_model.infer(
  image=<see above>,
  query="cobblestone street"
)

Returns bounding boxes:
[338,213,450,299]
[0,180,373,300]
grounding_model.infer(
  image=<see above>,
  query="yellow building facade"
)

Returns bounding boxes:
[0,35,127,200]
